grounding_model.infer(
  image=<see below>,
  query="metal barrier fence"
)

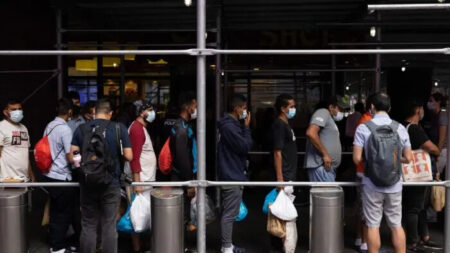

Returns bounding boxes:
[2,1,450,252]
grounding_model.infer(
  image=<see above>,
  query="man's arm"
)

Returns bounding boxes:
[421,140,440,157]
[123,148,133,162]
[438,125,447,150]
[273,149,283,182]
[402,147,413,164]
[306,124,332,170]
[353,146,363,165]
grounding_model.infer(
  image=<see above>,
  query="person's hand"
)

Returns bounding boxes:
[244,112,251,127]
[323,154,332,171]
[134,186,143,194]
[187,187,196,198]
[436,172,441,181]
[276,179,284,191]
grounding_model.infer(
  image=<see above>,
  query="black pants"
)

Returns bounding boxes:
[80,184,121,253]
[43,176,76,251]
[403,186,429,244]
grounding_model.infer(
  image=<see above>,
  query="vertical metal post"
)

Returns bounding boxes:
[445,97,450,253]
[374,13,382,92]
[331,53,336,97]
[215,4,223,209]
[56,9,63,99]
[120,54,125,106]
[196,0,207,252]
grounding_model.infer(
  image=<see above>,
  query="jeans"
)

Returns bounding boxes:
[221,187,243,248]
[403,186,429,244]
[307,166,336,182]
[80,184,121,253]
[43,176,76,251]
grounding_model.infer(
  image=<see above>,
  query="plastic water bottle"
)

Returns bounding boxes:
[73,150,81,168]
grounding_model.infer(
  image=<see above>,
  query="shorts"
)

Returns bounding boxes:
[307,166,336,182]
[362,186,402,228]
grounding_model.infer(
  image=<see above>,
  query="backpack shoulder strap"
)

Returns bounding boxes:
[45,124,64,136]
[364,120,378,133]
[390,120,400,131]
[115,122,123,156]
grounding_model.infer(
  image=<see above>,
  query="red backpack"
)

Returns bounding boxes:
[158,137,173,175]
[34,125,63,173]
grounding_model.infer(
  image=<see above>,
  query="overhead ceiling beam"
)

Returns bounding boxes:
[368,3,450,11]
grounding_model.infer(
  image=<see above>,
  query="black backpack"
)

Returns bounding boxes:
[364,120,402,187]
[80,121,119,186]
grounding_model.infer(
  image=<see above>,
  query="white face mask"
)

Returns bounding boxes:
[190,108,197,120]
[239,109,247,120]
[10,110,24,123]
[333,111,344,122]
[145,110,156,123]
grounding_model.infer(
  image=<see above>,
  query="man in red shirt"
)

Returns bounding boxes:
[127,102,157,253]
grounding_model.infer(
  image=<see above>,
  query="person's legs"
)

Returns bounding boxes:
[100,185,121,253]
[367,227,381,253]
[80,186,100,253]
[402,187,425,246]
[221,187,243,250]
[46,178,76,251]
[362,186,384,253]
[384,191,406,253]
[307,166,336,182]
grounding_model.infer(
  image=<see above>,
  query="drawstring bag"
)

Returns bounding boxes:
[267,207,286,238]
[117,195,136,234]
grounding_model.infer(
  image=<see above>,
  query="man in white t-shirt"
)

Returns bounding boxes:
[0,99,34,182]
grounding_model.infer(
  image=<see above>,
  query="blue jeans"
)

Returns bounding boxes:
[307,166,336,182]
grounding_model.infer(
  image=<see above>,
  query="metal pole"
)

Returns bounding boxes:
[445,96,450,253]
[0,69,58,74]
[0,48,449,56]
[215,3,223,210]
[224,68,377,73]
[368,3,450,11]
[331,53,336,96]
[56,9,63,99]
[196,0,207,252]
[374,13,381,92]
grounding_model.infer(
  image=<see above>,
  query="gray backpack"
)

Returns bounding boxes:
[364,121,402,187]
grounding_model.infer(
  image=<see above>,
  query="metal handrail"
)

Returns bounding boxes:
[1,180,448,188]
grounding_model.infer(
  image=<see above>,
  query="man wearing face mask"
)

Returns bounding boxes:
[0,99,34,182]
[170,92,198,251]
[270,94,297,252]
[126,102,157,253]
[305,97,346,182]
[217,94,252,253]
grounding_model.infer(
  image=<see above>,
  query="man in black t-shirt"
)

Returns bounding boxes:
[402,100,441,251]
[270,94,298,251]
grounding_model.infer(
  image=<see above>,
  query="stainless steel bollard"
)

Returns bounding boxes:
[151,188,184,253]
[309,187,344,253]
[0,188,28,253]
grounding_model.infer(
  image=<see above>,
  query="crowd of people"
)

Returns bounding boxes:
[0,89,447,253]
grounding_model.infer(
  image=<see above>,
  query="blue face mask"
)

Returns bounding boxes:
[145,110,156,123]
[239,109,247,120]
[10,110,24,123]
[286,108,296,119]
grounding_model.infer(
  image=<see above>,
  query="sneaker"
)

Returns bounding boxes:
[355,238,362,247]
[421,239,443,250]
[360,242,368,252]
[185,248,197,253]
[50,249,72,253]
[69,246,79,253]
[407,244,426,253]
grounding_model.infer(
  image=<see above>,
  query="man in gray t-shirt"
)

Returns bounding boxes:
[305,97,346,181]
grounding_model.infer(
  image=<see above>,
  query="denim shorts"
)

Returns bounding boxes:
[307,166,336,182]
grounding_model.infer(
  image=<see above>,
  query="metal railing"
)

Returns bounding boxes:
[2,1,450,252]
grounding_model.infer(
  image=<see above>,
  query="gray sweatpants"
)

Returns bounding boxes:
[221,187,243,248]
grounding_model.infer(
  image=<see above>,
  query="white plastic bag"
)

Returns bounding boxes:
[269,189,298,221]
[190,195,217,226]
[130,193,151,232]
[284,220,298,253]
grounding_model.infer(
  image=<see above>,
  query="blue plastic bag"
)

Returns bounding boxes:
[117,195,136,234]
[235,201,248,222]
[262,188,278,214]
